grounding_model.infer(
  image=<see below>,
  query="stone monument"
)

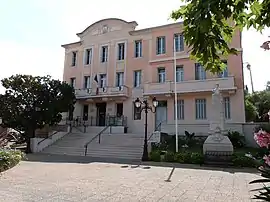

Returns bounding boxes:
[203,84,233,163]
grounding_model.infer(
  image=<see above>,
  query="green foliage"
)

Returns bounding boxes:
[227,131,245,148]
[164,151,175,162]
[231,153,257,167]
[171,0,270,73]
[0,75,76,153]
[245,99,258,122]
[255,124,270,133]
[184,130,195,146]
[190,152,204,164]
[0,149,25,172]
[149,150,161,162]
[250,166,270,201]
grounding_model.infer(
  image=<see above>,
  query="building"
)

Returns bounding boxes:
[61,18,245,136]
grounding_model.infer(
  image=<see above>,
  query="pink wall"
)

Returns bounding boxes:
[61,18,245,133]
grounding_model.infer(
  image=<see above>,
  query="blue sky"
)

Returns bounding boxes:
[0,0,269,93]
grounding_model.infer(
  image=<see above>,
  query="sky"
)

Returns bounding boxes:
[0,0,269,93]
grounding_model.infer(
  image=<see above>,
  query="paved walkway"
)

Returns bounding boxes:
[0,154,262,202]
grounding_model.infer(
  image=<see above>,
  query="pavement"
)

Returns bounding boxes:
[0,154,263,202]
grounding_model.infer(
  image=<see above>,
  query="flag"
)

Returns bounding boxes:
[94,74,98,83]
[94,75,99,95]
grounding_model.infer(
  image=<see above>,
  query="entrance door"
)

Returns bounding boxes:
[83,105,89,121]
[155,101,167,129]
[116,103,123,117]
[96,103,107,126]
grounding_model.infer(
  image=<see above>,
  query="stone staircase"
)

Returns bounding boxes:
[41,127,144,161]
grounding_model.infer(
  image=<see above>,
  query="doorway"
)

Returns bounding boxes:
[155,101,167,129]
[116,103,123,117]
[83,105,88,121]
[96,103,107,126]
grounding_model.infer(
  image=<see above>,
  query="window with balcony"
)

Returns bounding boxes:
[133,102,141,120]
[158,68,166,83]
[116,72,124,87]
[134,40,142,58]
[174,34,184,52]
[176,65,184,82]
[224,97,231,119]
[195,99,207,119]
[156,36,166,55]
[133,70,141,88]
[99,74,107,88]
[70,77,76,88]
[195,63,206,80]
[118,43,125,60]
[84,48,92,65]
[174,100,185,120]
[218,60,228,78]
[83,76,91,89]
[101,46,108,63]
[71,51,77,66]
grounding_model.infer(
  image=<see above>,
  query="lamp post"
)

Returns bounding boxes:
[246,63,255,94]
[134,97,158,161]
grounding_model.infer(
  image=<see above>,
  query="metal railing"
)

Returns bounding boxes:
[66,116,127,127]
[84,125,110,156]
[37,131,59,145]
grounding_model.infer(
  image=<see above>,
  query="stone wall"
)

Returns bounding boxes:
[161,122,267,148]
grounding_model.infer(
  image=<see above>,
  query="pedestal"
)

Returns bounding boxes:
[203,132,234,165]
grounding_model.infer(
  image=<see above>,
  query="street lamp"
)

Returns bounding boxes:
[245,63,255,94]
[134,97,158,161]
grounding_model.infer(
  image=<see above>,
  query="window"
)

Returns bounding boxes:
[158,68,166,83]
[84,48,92,65]
[134,40,142,58]
[218,60,228,78]
[195,63,206,80]
[176,65,184,82]
[133,102,141,120]
[83,76,91,89]
[174,34,184,52]
[118,43,125,60]
[101,46,108,63]
[134,70,141,87]
[195,99,207,119]
[70,77,76,88]
[156,36,166,55]
[224,97,231,119]
[174,100,185,120]
[71,51,77,66]
[116,72,124,87]
[99,74,107,88]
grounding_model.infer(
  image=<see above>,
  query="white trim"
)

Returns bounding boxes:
[83,46,94,66]
[100,43,109,63]
[115,40,127,85]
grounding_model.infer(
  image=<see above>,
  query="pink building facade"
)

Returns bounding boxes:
[62,18,245,135]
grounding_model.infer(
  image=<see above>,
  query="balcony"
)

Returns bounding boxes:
[75,85,129,99]
[143,76,237,95]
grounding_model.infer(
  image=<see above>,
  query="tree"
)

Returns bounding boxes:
[0,75,76,153]
[171,0,270,73]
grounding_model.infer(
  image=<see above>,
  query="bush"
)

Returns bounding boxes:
[149,151,161,162]
[254,124,270,133]
[190,152,204,164]
[0,149,25,172]
[174,151,191,163]
[231,152,257,167]
[227,131,245,148]
[164,151,175,162]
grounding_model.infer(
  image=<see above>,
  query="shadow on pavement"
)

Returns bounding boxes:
[25,153,259,174]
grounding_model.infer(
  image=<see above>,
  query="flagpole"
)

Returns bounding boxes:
[173,38,178,153]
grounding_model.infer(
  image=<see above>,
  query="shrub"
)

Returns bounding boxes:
[0,149,25,172]
[190,152,204,164]
[149,150,161,162]
[254,124,270,133]
[231,152,257,167]
[174,151,191,164]
[227,130,245,148]
[164,151,175,162]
